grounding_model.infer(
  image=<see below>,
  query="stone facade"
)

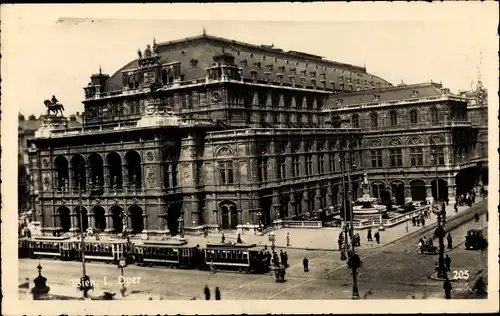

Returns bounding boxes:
[27,34,487,237]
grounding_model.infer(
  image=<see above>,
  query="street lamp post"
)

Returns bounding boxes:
[346,144,360,300]
[435,211,447,279]
[76,161,92,298]
[118,255,127,297]
[430,140,440,210]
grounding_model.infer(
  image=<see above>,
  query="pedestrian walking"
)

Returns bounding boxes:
[367,228,373,241]
[421,217,425,227]
[204,285,211,300]
[221,233,225,244]
[303,257,309,272]
[445,255,451,271]
[374,231,380,244]
[418,239,424,254]
[215,287,221,300]
[355,233,361,247]
[338,237,343,251]
[204,229,209,238]
[454,203,458,213]
[286,232,291,246]
[474,213,480,222]
[416,217,420,227]
[279,250,285,265]
[443,278,452,299]
[405,219,409,233]
[237,233,242,244]
[283,251,289,268]
[447,233,453,250]
[271,241,276,253]
[411,217,416,227]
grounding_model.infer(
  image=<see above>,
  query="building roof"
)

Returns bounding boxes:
[328,82,446,107]
[103,34,391,92]
[19,114,83,134]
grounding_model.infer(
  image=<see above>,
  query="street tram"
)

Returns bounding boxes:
[134,240,201,269]
[18,237,32,258]
[29,235,71,259]
[73,239,134,264]
[202,243,269,273]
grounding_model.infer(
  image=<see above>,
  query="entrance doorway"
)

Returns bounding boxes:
[111,206,124,233]
[259,197,272,227]
[431,179,448,202]
[129,205,144,234]
[92,206,106,232]
[57,206,71,232]
[391,182,405,206]
[410,180,426,202]
[220,201,238,230]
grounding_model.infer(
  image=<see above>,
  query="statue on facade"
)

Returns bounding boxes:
[137,49,143,59]
[362,171,370,195]
[153,38,160,55]
[144,45,152,58]
[44,95,65,116]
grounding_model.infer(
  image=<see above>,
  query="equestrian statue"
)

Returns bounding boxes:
[44,95,65,116]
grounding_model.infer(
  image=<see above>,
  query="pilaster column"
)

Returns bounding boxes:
[104,211,113,233]
[69,210,78,233]
[290,192,296,216]
[302,191,309,214]
[315,187,322,210]
[87,211,93,230]
[122,164,129,189]
[404,185,412,202]
[103,164,110,190]
[425,184,433,203]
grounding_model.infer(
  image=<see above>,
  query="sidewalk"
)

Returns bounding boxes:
[184,198,485,252]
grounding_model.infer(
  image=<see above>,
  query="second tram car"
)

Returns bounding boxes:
[203,243,269,273]
[134,241,201,269]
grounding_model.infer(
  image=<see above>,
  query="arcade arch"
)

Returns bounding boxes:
[70,154,86,191]
[125,150,142,189]
[128,205,144,234]
[110,206,124,233]
[107,151,123,189]
[89,153,104,187]
[92,206,106,232]
[220,201,238,230]
[54,156,69,191]
[57,206,71,233]
[410,180,426,202]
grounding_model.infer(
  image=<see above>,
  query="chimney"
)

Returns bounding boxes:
[28,114,36,121]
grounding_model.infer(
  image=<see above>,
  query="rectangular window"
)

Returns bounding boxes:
[277,157,286,180]
[437,148,445,165]
[318,154,325,174]
[292,156,300,177]
[389,149,403,167]
[258,158,268,182]
[171,163,178,187]
[370,150,383,168]
[410,147,423,166]
[218,161,234,185]
[306,155,313,175]
[329,153,336,172]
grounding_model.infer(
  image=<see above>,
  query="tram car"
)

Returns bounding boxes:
[29,236,71,259]
[202,243,269,274]
[18,237,32,258]
[74,239,135,264]
[134,240,201,269]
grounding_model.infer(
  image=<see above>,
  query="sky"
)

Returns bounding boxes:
[1,3,498,117]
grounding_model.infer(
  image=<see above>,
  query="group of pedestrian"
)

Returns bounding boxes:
[457,190,476,207]
[204,285,221,300]
[366,228,380,244]
[411,210,430,227]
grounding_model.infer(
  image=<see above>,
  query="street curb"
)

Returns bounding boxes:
[272,200,487,252]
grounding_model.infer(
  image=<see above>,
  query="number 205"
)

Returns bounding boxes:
[453,270,469,280]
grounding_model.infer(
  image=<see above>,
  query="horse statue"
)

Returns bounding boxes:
[44,95,65,116]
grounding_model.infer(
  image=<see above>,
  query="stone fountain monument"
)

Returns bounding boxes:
[352,172,387,230]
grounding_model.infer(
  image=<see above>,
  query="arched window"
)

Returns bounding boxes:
[370,113,378,129]
[410,109,418,124]
[125,150,142,189]
[106,152,123,190]
[54,156,69,191]
[88,153,104,188]
[430,107,439,123]
[389,111,398,126]
[352,114,359,128]
[70,154,86,192]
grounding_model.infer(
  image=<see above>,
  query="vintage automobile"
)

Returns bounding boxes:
[465,229,487,250]
[420,244,438,255]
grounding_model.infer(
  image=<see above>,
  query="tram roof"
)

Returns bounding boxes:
[206,243,258,249]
